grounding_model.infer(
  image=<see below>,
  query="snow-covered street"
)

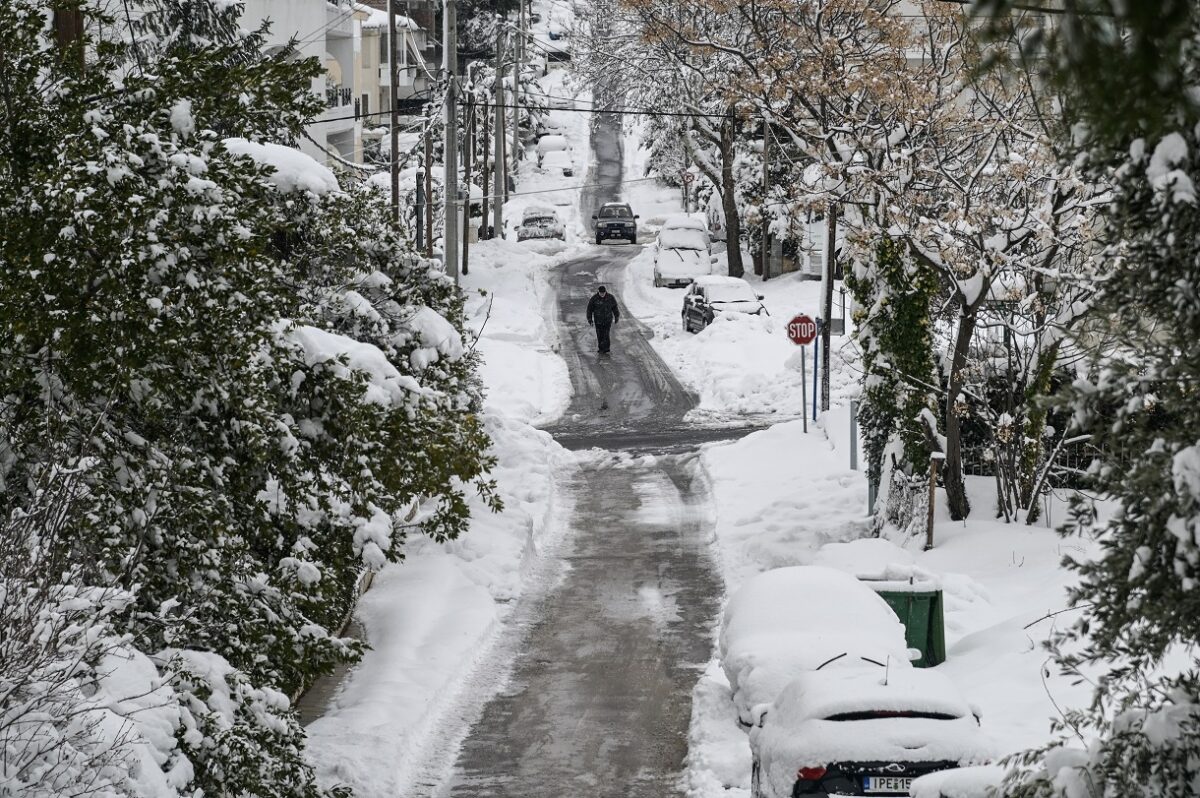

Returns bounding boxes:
[442,452,720,798]
[6,3,1194,798]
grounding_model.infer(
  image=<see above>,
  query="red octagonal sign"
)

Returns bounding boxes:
[787,314,817,346]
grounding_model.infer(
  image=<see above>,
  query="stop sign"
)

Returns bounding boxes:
[787,314,817,345]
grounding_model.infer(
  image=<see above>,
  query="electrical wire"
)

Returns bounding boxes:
[460,98,732,119]
[471,174,666,202]
[291,3,361,50]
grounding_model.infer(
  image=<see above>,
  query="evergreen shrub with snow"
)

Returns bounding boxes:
[846,237,939,534]
[0,1,496,795]
[1004,9,1200,797]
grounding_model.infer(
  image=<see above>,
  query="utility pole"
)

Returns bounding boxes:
[424,120,433,258]
[462,93,474,276]
[388,0,401,225]
[493,29,506,237]
[510,9,522,186]
[416,171,425,250]
[761,117,771,279]
[820,202,837,412]
[443,0,459,282]
[480,96,490,239]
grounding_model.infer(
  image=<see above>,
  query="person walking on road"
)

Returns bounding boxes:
[586,285,621,355]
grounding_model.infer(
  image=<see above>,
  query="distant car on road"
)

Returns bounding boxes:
[536,134,570,166]
[592,202,638,244]
[535,116,567,139]
[540,149,574,177]
[653,214,714,288]
[682,276,767,333]
[516,206,565,241]
[750,667,992,798]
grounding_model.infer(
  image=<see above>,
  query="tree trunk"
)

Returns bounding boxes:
[1018,341,1061,520]
[943,307,977,520]
[720,119,744,278]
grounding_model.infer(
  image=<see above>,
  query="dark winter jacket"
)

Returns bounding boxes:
[587,292,620,326]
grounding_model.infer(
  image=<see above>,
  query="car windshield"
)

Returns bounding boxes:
[706,284,758,303]
[824,710,960,721]
[600,207,632,218]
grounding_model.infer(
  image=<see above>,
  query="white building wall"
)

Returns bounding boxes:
[240,0,364,166]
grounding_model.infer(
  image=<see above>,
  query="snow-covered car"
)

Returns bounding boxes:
[750,667,993,798]
[682,276,768,333]
[592,202,638,244]
[653,214,713,287]
[536,116,567,139]
[540,149,574,177]
[535,134,570,166]
[516,206,565,241]
[720,566,914,726]
[547,17,570,39]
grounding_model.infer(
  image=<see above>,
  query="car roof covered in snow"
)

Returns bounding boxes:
[719,566,913,724]
[522,205,559,220]
[536,134,570,152]
[661,213,706,231]
[693,275,751,289]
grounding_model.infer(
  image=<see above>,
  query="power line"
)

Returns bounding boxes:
[291,3,360,50]
[473,174,670,203]
[309,93,733,126]
[460,99,733,119]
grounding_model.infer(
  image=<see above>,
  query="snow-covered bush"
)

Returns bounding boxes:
[0,2,496,796]
[845,237,939,534]
[994,7,1200,796]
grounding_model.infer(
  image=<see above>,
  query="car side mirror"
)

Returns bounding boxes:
[634,214,640,219]
[591,214,597,219]
[750,704,770,728]
[710,255,720,264]
[756,293,765,300]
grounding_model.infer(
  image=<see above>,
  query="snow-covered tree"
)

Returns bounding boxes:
[575,0,751,275]
[0,2,496,795]
[846,237,940,533]
[955,3,1200,794]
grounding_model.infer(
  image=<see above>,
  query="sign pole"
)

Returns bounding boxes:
[787,313,818,434]
[800,345,808,434]
[812,336,819,421]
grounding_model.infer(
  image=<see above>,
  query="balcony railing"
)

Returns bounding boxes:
[326,86,353,108]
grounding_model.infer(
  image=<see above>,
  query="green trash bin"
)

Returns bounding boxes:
[867,583,946,667]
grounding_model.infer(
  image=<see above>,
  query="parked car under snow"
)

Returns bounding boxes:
[653,214,714,287]
[750,667,993,798]
[719,566,915,727]
[516,206,565,241]
[682,276,768,333]
[536,134,570,166]
[540,149,574,177]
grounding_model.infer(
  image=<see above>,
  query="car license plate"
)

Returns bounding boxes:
[863,775,912,794]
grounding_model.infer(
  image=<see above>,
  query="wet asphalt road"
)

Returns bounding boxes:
[442,455,722,798]
[434,94,731,798]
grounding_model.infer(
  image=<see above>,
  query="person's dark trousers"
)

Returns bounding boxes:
[595,321,612,353]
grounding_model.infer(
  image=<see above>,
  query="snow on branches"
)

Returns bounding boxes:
[0,2,496,796]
